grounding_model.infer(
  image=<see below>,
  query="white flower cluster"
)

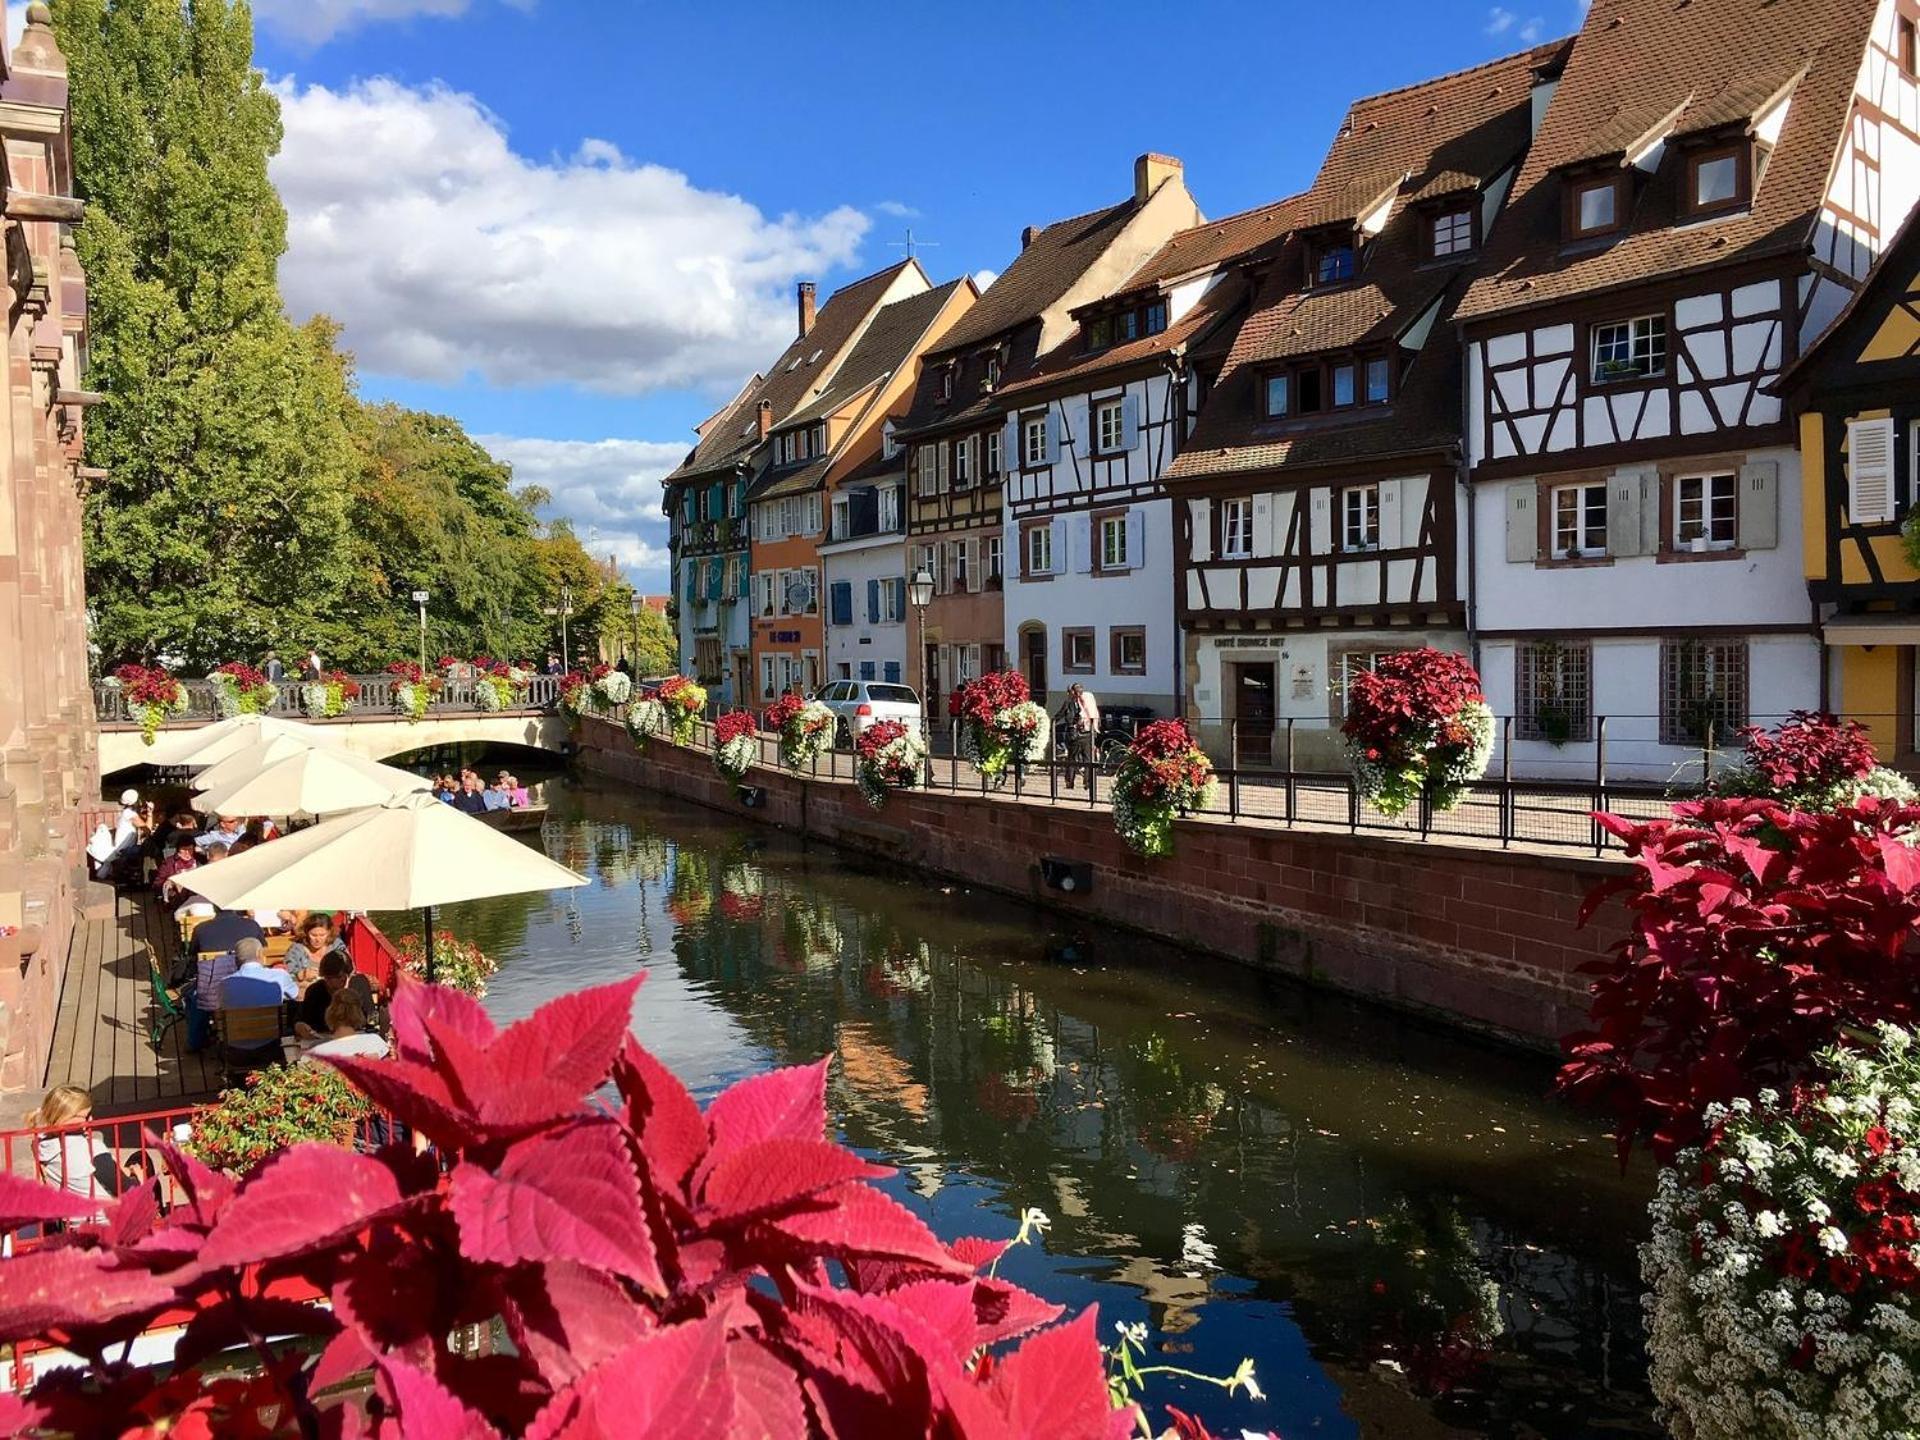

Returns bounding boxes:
[855,725,928,809]
[595,670,633,706]
[392,681,432,723]
[715,731,758,784]
[960,700,1051,780]
[1348,699,1495,819]
[210,672,278,719]
[775,700,834,771]
[1642,1025,1920,1439]
[624,697,667,748]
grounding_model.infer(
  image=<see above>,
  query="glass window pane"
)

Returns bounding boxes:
[1332,365,1355,406]
[1578,182,1615,231]
[1695,154,1738,206]
[1365,358,1389,403]
[1265,374,1289,416]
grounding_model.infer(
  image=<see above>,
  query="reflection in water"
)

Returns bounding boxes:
[422,775,1655,1439]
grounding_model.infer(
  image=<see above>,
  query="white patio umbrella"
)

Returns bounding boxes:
[192,733,341,794]
[143,713,342,770]
[192,747,430,817]
[182,791,586,982]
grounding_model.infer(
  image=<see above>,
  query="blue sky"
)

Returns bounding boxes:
[230,0,1586,588]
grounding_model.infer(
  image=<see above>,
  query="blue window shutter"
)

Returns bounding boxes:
[683,562,697,602]
[867,579,880,622]
[707,482,723,520]
[1121,393,1141,451]
[707,560,723,600]
[830,581,851,626]
[739,556,751,598]
[884,661,901,683]
[1045,409,1063,466]
[859,661,876,681]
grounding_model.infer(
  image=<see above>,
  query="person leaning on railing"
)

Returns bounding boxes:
[27,1086,153,1216]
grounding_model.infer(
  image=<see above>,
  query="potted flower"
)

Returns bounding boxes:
[625,690,667,749]
[1342,648,1494,818]
[115,663,188,744]
[713,710,759,784]
[185,1063,371,1175]
[1710,710,1917,812]
[854,717,927,809]
[596,668,634,708]
[395,930,498,997]
[657,674,707,745]
[385,661,437,722]
[949,670,1051,781]
[1644,1026,1920,1440]
[1111,719,1216,858]
[300,669,359,718]
[209,661,277,717]
[470,659,524,712]
[764,690,833,770]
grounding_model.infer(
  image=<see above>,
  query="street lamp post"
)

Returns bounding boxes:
[559,584,574,667]
[629,593,643,671]
[908,566,935,779]
[411,590,429,675]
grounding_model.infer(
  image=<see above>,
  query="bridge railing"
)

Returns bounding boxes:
[93,672,564,727]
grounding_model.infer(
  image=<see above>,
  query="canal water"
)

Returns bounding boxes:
[407,768,1656,1439]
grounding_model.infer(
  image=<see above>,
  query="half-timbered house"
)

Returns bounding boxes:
[992,201,1291,715]
[1780,205,1920,762]
[1456,0,1920,778]
[892,156,1202,713]
[663,263,928,705]
[1166,42,1564,767]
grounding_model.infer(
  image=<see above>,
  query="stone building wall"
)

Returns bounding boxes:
[574,715,1628,1051]
[0,6,98,1093]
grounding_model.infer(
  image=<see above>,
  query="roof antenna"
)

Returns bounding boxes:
[888,227,940,260]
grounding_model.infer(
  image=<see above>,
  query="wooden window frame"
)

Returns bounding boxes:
[1307,236,1357,288]
[1659,637,1749,747]
[1681,140,1752,220]
[1667,467,1741,555]
[1111,626,1147,677]
[1218,496,1254,559]
[1587,312,1668,387]
[1020,413,1049,472]
[1563,171,1627,241]
[1425,203,1477,259]
[1062,626,1097,675]
[1093,396,1128,456]
[1901,9,1919,78]
[1514,639,1593,743]
[984,429,1002,478]
[1261,371,1290,420]
[952,435,973,491]
[1020,517,1054,579]
[1143,300,1168,336]
[1548,480,1609,560]
[1092,506,1130,574]
[1339,484,1380,552]
[985,534,1004,589]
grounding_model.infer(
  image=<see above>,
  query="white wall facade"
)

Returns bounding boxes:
[821,536,910,685]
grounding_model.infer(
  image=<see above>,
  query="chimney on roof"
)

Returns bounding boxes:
[797,281,817,339]
[756,399,773,441]
[1021,225,1040,249]
[1134,153,1184,204]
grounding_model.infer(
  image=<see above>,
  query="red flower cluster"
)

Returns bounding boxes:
[324,670,362,699]
[856,717,920,785]
[0,977,1143,1438]
[948,669,1030,724]
[435,653,461,670]
[384,661,429,685]
[1121,719,1213,803]
[1742,1103,1920,1293]
[114,663,182,707]
[213,661,270,691]
[1738,710,1879,792]
[714,710,757,745]
[764,691,806,730]
[1558,797,1920,1163]
[657,674,701,709]
[1340,647,1485,756]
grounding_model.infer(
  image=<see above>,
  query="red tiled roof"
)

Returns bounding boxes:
[931,200,1144,355]
[1456,0,1880,323]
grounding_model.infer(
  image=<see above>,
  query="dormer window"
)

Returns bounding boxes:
[1683,141,1752,218]
[1428,205,1475,258]
[937,366,954,402]
[1565,173,1625,240]
[1144,300,1168,335]
[985,355,1001,388]
[1310,238,1356,287]
[1259,351,1392,420]
[1263,373,1289,419]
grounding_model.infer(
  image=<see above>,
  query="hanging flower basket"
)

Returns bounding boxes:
[713,710,759,784]
[466,658,526,712]
[949,670,1051,780]
[1710,710,1917,813]
[394,930,498,998]
[115,663,188,744]
[385,661,438,723]
[596,669,633,707]
[1644,1026,1920,1440]
[764,691,833,770]
[185,1063,371,1176]
[558,664,610,717]
[854,718,927,809]
[209,662,277,718]
[300,670,359,718]
[625,695,667,749]
[1341,648,1494,818]
[656,674,707,745]
[1111,719,1216,857]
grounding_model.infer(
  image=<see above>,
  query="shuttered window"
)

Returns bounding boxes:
[1848,417,1897,525]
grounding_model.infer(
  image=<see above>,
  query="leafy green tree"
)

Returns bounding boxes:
[58,0,372,670]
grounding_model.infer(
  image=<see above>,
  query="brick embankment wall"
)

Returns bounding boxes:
[573,718,1629,1052]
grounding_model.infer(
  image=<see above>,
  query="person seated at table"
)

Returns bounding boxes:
[153,836,200,902]
[228,936,300,1003]
[28,1086,150,1210]
[196,814,245,852]
[245,817,279,843]
[452,773,489,815]
[305,995,390,1061]
[293,950,374,1039]
[285,913,347,983]
[188,906,265,970]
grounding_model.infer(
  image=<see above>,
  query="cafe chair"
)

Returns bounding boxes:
[214,1005,288,1086]
[144,941,188,1053]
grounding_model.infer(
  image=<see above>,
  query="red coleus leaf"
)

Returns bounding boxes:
[431,976,644,1135]
[322,1053,483,1150]
[449,1119,664,1294]
[194,1146,410,1273]
[698,1137,889,1224]
[726,1333,810,1440]
[0,1246,180,1341]
[523,1320,737,1440]
[497,1260,657,1387]
[703,1056,832,1166]
[389,975,496,1064]
[948,1235,1011,1272]
[758,1179,971,1276]
[378,1358,503,1440]
[0,1173,104,1230]
[987,1308,1138,1440]
[612,1034,707,1196]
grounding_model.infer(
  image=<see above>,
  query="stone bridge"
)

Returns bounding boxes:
[95,672,573,776]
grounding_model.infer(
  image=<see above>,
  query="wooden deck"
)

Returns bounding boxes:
[44,890,223,1117]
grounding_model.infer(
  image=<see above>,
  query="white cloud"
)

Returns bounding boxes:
[271,77,871,396]
[478,434,687,588]
[973,268,999,291]
[252,0,531,47]
[1485,5,1546,41]
[874,200,920,219]
[1485,6,1516,33]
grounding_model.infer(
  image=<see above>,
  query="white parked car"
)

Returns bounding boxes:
[814,679,921,747]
